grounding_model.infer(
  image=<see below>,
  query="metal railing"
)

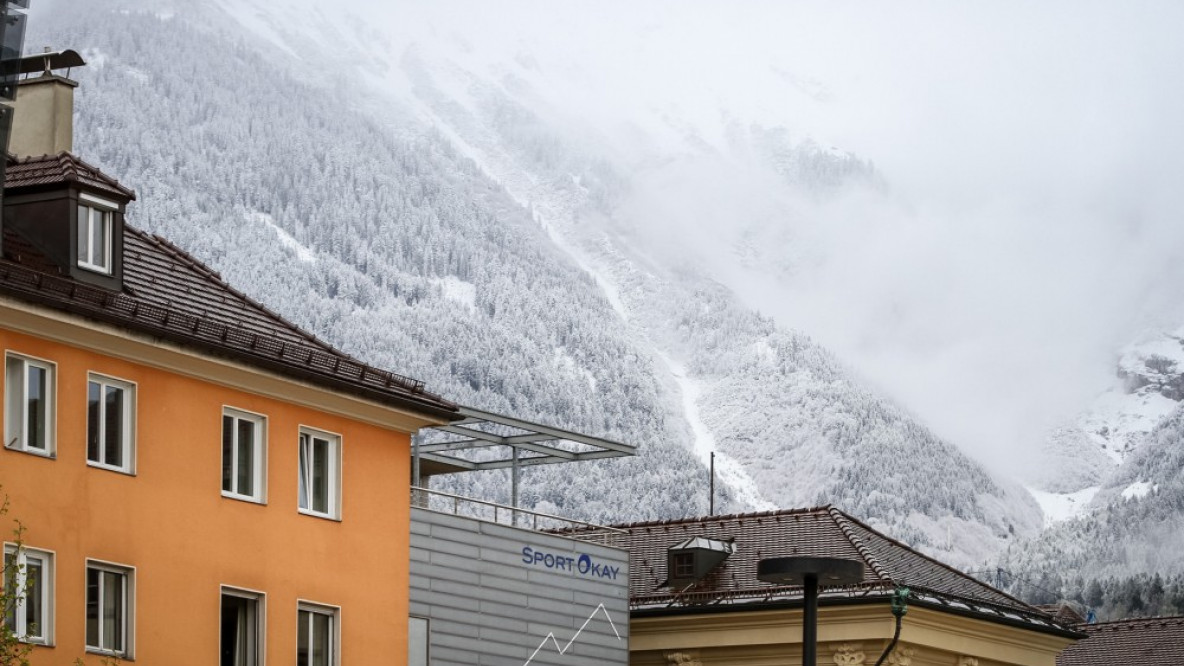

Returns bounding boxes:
[410,487,626,545]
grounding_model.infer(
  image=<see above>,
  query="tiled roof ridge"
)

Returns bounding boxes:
[1082,615,1184,632]
[831,508,1038,612]
[7,151,136,200]
[607,505,834,531]
[826,506,893,584]
[134,227,339,356]
[44,152,75,177]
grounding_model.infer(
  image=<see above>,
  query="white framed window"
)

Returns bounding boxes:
[4,352,55,456]
[220,586,264,666]
[3,545,54,645]
[77,194,116,275]
[222,408,266,503]
[296,602,338,666]
[85,560,134,658]
[87,374,136,474]
[298,428,340,519]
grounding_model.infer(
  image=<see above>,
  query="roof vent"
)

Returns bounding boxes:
[665,536,734,588]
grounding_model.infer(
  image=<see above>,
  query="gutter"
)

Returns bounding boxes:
[0,274,462,423]
[631,595,1088,641]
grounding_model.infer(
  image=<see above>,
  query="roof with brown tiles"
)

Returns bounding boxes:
[5,152,136,200]
[1057,616,1184,666]
[1036,602,1088,626]
[1,160,457,420]
[606,506,1078,636]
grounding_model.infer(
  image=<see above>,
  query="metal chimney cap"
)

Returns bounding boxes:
[14,49,86,76]
[757,556,865,586]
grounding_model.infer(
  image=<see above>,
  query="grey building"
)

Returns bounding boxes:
[409,407,634,666]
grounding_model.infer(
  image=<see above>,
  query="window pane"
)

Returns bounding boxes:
[312,437,328,514]
[5,358,21,446]
[104,385,124,467]
[221,594,257,666]
[26,365,46,450]
[26,557,42,639]
[86,568,100,646]
[298,435,309,510]
[3,553,14,630]
[312,612,331,666]
[102,570,123,651]
[222,415,234,492]
[4,357,19,445]
[237,419,255,497]
[78,205,89,263]
[240,598,257,665]
[297,610,310,665]
[92,210,109,270]
[88,381,102,462]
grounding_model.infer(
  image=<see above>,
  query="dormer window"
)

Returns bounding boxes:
[665,536,735,588]
[4,153,135,292]
[77,194,116,274]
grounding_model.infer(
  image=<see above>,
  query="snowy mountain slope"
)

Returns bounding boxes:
[1000,328,1184,586]
[1030,326,1184,501]
[1002,403,1184,580]
[33,0,729,522]
[311,11,1044,567]
[34,0,1049,568]
[1101,403,1184,507]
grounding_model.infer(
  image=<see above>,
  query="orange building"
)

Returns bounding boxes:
[1,55,460,664]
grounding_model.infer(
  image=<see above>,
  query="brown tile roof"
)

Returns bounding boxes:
[1057,616,1184,666]
[0,223,458,420]
[606,506,1077,636]
[1036,602,1088,626]
[5,152,136,200]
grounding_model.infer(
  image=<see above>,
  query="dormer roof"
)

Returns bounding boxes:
[669,536,734,553]
[5,151,136,201]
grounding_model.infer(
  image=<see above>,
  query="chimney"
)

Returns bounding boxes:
[6,49,86,158]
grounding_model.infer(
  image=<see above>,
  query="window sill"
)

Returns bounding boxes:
[77,262,113,276]
[85,648,131,661]
[222,491,266,505]
[87,460,135,476]
[4,445,56,460]
[298,508,341,522]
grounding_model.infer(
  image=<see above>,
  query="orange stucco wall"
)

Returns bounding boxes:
[0,327,412,663]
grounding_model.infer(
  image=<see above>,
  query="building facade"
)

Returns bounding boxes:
[410,497,629,666]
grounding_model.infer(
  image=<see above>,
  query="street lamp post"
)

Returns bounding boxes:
[757,556,865,666]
